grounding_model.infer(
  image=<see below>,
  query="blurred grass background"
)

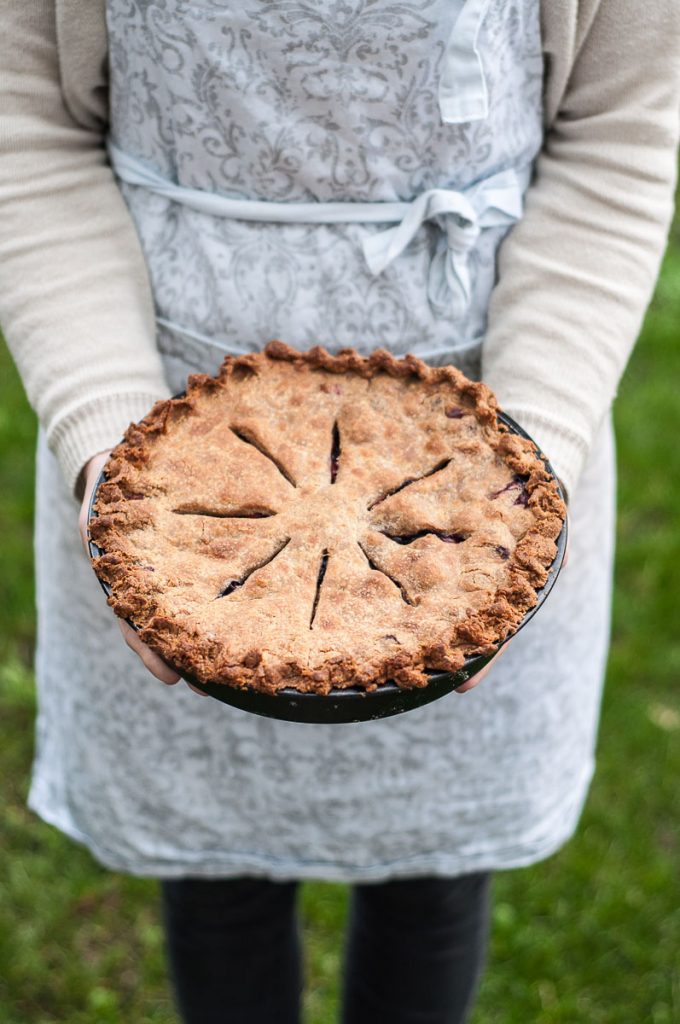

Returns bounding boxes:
[1,208,679,1022]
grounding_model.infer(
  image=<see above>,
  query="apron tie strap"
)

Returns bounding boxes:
[109,143,528,319]
[363,168,528,316]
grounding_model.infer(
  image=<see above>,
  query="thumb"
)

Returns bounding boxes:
[79,450,112,553]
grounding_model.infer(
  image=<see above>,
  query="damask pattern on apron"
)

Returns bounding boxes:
[107,0,544,383]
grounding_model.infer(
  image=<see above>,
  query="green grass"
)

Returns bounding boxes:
[1,213,679,1022]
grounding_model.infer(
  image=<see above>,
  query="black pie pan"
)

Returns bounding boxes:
[88,411,567,725]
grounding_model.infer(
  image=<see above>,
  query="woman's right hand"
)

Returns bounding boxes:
[78,450,191,690]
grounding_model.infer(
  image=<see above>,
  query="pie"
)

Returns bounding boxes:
[90,342,567,694]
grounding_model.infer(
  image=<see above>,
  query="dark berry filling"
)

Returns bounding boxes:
[330,421,341,484]
[490,473,529,504]
[358,542,415,606]
[220,578,244,597]
[173,506,276,519]
[217,538,290,599]
[369,458,451,509]
[309,550,330,628]
[230,426,296,487]
[384,530,468,545]
[445,405,464,419]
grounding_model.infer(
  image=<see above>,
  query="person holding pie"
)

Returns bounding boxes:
[1,3,678,1022]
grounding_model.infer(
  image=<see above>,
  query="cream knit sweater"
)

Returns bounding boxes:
[1,2,679,498]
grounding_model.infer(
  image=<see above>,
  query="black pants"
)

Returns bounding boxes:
[161,873,491,1024]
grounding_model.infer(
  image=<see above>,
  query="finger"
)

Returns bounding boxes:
[186,683,210,698]
[120,622,205,693]
[79,450,112,553]
[118,619,181,685]
[456,642,507,694]
[78,505,89,554]
[455,662,492,693]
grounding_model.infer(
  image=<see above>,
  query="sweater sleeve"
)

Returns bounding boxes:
[483,0,680,499]
[0,2,170,495]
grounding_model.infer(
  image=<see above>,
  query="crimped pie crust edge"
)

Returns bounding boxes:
[90,341,567,694]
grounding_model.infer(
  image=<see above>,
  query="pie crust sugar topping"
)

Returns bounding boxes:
[90,342,567,694]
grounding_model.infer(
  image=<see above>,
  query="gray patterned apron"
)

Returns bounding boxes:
[29,0,616,879]
[105,0,544,386]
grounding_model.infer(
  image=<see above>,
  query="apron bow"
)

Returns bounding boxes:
[362,168,528,317]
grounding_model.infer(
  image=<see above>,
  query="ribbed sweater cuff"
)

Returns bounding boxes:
[47,390,170,497]
[497,405,591,504]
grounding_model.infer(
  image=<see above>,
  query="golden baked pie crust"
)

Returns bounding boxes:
[90,342,566,694]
